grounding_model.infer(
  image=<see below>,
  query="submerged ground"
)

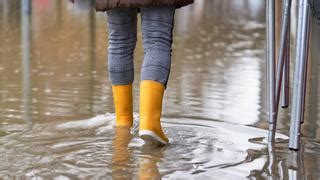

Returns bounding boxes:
[0,0,320,179]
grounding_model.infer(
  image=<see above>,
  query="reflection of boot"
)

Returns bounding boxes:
[112,127,133,179]
[139,158,161,180]
[139,80,169,146]
[139,145,166,180]
[112,84,133,127]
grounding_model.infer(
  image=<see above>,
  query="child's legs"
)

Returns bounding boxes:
[107,8,138,85]
[140,7,176,86]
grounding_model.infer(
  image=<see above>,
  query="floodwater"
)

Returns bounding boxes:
[0,0,320,179]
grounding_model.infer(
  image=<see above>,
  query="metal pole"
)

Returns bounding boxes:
[289,0,311,150]
[268,0,292,141]
[267,0,276,142]
[300,7,311,124]
[281,16,290,108]
[22,0,32,14]
[275,0,292,113]
[21,0,32,124]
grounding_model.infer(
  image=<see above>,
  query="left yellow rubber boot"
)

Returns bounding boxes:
[112,84,133,127]
[139,80,169,146]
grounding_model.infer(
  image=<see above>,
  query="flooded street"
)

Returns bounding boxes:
[1,0,320,179]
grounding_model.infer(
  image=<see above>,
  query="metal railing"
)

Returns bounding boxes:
[267,0,314,150]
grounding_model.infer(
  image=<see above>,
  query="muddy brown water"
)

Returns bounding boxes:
[1,0,320,179]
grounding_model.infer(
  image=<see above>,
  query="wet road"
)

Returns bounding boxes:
[1,0,320,179]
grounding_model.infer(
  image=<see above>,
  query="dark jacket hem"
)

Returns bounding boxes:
[95,0,194,11]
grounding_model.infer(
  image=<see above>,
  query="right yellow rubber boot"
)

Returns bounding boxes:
[139,80,169,146]
[112,84,133,127]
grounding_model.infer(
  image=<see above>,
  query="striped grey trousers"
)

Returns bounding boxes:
[107,6,175,86]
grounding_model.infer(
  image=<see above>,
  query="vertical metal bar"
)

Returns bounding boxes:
[267,0,276,142]
[281,16,290,108]
[300,8,311,124]
[22,0,32,14]
[21,0,32,124]
[289,0,311,150]
[268,0,292,141]
[275,0,292,112]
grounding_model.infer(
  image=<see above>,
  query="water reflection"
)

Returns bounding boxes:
[303,15,320,140]
[171,0,265,125]
[111,128,163,179]
[112,127,134,179]
[138,145,163,179]
[1,0,320,179]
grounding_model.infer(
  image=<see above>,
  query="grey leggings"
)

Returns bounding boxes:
[107,7,175,86]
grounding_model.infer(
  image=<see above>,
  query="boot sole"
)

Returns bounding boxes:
[139,130,168,146]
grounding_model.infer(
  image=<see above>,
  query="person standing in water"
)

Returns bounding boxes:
[70,0,193,146]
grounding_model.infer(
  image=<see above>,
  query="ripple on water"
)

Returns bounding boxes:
[0,114,291,179]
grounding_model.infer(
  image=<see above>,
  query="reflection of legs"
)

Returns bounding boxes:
[139,158,160,180]
[138,146,165,180]
[107,8,138,127]
[139,7,175,145]
[112,127,133,179]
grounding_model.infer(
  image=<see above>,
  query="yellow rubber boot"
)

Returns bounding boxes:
[139,80,169,146]
[112,84,133,127]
